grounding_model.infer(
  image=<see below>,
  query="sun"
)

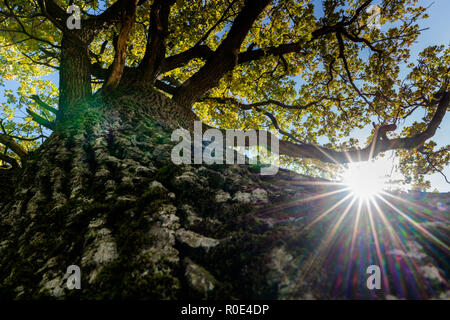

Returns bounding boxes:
[342,161,388,199]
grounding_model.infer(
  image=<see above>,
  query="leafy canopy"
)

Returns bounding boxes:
[0,0,448,189]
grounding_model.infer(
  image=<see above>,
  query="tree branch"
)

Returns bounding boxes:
[336,31,378,114]
[0,153,19,169]
[194,0,237,47]
[84,0,141,40]
[0,134,27,158]
[436,169,450,185]
[172,0,272,107]
[139,0,175,83]
[30,95,59,115]
[273,91,449,163]
[154,80,177,95]
[164,4,377,106]
[103,0,139,91]
[25,109,56,131]
[160,22,346,74]
[160,45,214,73]
[36,0,67,31]
[201,96,317,111]
[157,1,379,81]
[340,28,383,54]
[200,90,449,164]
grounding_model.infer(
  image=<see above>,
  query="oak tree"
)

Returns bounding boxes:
[0,0,449,300]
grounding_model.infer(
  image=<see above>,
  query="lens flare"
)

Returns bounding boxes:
[252,157,449,299]
[342,161,387,199]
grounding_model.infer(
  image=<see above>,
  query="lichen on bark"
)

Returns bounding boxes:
[0,88,448,300]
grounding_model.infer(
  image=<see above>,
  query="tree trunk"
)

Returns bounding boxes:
[0,87,448,299]
[58,36,92,113]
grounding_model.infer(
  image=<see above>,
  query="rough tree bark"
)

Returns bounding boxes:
[59,36,92,112]
[0,85,448,299]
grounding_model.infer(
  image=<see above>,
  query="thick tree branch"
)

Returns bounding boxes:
[0,153,19,168]
[0,134,27,159]
[160,26,337,75]
[36,0,67,31]
[139,0,175,83]
[161,45,214,73]
[26,109,56,131]
[200,90,448,164]
[160,22,355,75]
[155,0,379,85]
[30,95,59,115]
[154,80,177,95]
[236,21,352,65]
[274,91,449,163]
[84,0,142,40]
[165,2,377,106]
[103,0,139,91]
[160,24,379,74]
[386,91,449,150]
[90,62,109,79]
[172,0,272,107]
